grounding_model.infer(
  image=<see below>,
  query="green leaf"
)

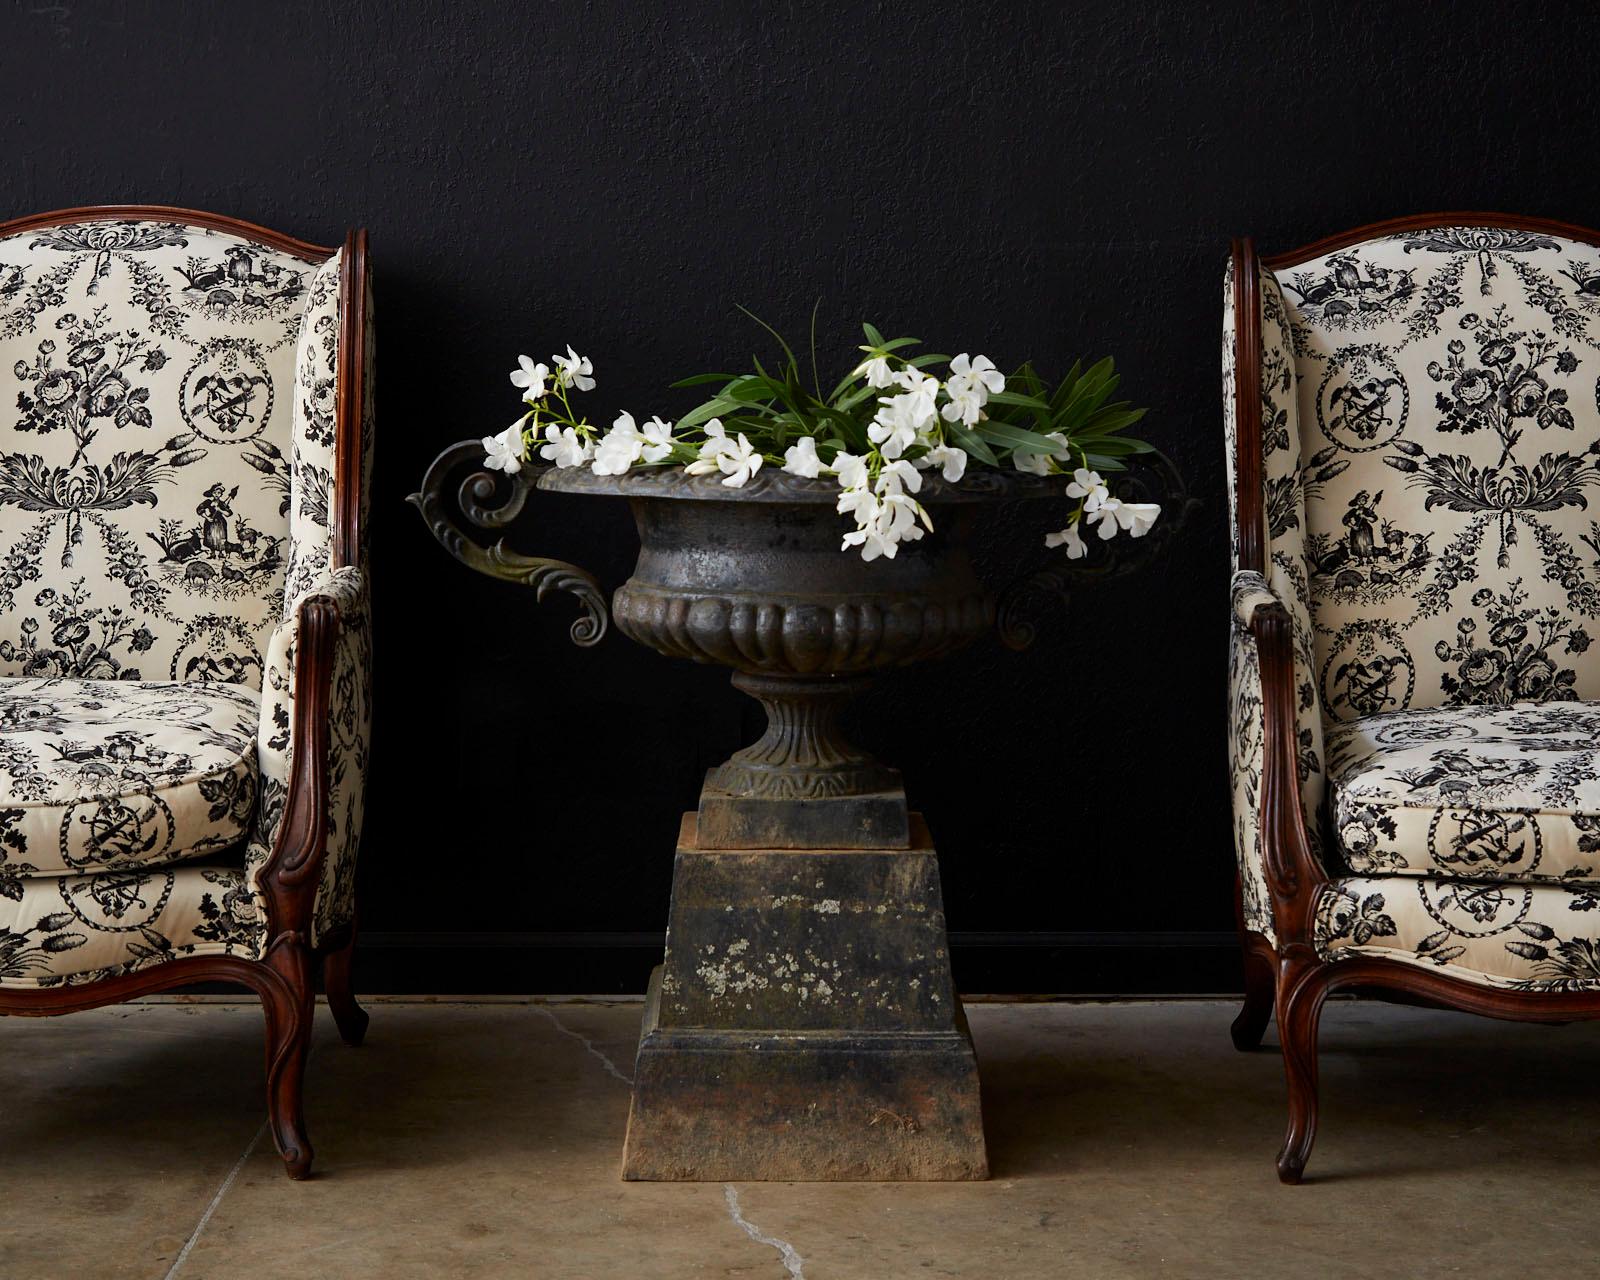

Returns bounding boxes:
[738,305,800,374]
[944,420,998,466]
[977,421,1059,455]
[987,389,1052,411]
[1073,406,1148,437]
[669,372,739,388]
[725,375,781,402]
[1078,435,1149,456]
[1049,358,1084,410]
[1082,453,1128,472]
[862,321,886,348]
[676,397,746,430]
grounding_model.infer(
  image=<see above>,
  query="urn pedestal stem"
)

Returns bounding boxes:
[698,673,910,850]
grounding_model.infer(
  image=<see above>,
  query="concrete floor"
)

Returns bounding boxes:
[1,999,1598,1279]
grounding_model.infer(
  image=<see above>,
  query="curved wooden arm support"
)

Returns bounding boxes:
[1249,600,1326,951]
[261,595,340,908]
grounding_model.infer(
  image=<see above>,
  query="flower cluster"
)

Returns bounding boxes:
[481,324,1161,561]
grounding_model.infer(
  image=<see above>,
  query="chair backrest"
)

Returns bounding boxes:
[1236,217,1600,726]
[0,208,353,688]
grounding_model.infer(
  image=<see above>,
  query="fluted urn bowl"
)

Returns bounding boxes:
[537,465,1055,823]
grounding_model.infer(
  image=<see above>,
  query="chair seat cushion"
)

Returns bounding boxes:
[0,862,262,987]
[1328,701,1600,886]
[0,678,259,877]
[1317,873,1600,990]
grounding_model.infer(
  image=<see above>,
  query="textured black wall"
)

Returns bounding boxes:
[6,0,1599,990]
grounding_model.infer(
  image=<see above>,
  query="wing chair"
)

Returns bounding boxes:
[1227,213,1600,1183]
[0,206,372,1180]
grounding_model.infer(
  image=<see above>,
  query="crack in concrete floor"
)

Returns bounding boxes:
[724,1185,806,1279]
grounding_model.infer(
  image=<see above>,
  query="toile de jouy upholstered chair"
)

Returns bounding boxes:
[0,206,372,1179]
[1226,213,1600,1183]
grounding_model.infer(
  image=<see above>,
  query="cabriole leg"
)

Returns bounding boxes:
[323,928,369,1048]
[262,941,316,1180]
[1274,961,1330,1184]
[1231,940,1276,1052]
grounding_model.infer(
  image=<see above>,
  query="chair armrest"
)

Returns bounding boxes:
[248,566,370,947]
[1231,569,1285,629]
[1229,569,1326,950]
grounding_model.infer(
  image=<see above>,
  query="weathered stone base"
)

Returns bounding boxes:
[620,814,988,1181]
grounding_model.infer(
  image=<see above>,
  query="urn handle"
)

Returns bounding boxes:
[994,449,1198,651]
[408,439,610,647]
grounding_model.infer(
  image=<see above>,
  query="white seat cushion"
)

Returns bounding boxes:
[1328,701,1600,886]
[0,677,259,877]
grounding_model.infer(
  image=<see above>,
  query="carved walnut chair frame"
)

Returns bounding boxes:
[0,206,370,1181]
[1230,212,1600,1185]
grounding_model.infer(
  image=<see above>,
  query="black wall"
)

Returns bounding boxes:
[7,1,1598,992]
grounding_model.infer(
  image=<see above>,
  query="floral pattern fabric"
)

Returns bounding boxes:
[1317,873,1600,991]
[0,676,258,880]
[0,221,314,687]
[0,861,260,987]
[1276,227,1600,721]
[1330,700,1600,885]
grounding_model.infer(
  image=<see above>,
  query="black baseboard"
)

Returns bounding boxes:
[346,930,1247,996]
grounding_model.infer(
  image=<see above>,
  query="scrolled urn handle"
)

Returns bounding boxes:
[408,439,610,647]
[994,449,1198,651]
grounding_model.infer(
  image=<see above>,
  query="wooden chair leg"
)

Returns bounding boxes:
[1231,942,1276,1052]
[262,942,316,1180]
[1274,961,1330,1184]
[323,929,369,1048]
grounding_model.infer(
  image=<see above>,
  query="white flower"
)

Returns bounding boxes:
[837,482,878,522]
[876,457,922,497]
[592,412,645,476]
[878,491,930,542]
[1118,501,1161,537]
[718,433,764,488]
[552,344,596,392]
[641,415,675,463]
[843,523,896,561]
[685,419,738,475]
[1065,467,1110,510]
[832,451,870,492]
[917,444,967,483]
[482,421,526,474]
[940,383,985,427]
[941,353,1004,426]
[948,352,1005,396]
[868,392,932,459]
[1013,432,1071,476]
[1045,522,1088,559]
[539,423,593,469]
[510,355,550,403]
[1086,497,1163,540]
[855,355,894,388]
[783,435,825,478]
